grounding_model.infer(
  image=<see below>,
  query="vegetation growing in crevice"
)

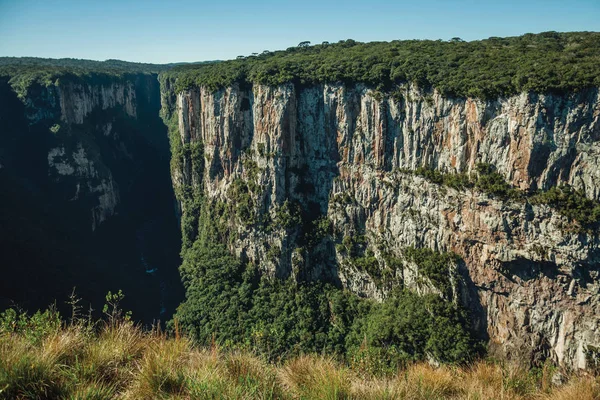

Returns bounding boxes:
[403,247,459,299]
[410,163,520,200]
[472,163,521,199]
[410,164,600,231]
[351,252,387,285]
[271,200,302,230]
[227,179,257,226]
[337,234,367,257]
[530,185,600,231]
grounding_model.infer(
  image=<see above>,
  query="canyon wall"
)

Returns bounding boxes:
[0,75,182,322]
[168,82,600,369]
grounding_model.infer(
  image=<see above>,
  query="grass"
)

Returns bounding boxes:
[1,317,599,399]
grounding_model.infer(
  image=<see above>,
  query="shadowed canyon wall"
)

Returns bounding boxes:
[0,75,183,323]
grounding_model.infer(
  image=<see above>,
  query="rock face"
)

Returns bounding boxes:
[0,75,183,323]
[19,79,142,229]
[169,82,600,370]
[57,81,137,125]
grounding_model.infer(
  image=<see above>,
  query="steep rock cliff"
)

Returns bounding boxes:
[168,82,600,369]
[0,74,182,322]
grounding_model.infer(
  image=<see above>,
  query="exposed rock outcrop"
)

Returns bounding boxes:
[169,82,600,370]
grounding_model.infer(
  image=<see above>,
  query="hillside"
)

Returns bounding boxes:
[161,31,600,370]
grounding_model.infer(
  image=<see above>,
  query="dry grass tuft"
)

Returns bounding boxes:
[2,320,600,400]
[40,325,86,364]
[543,376,600,400]
[125,335,192,398]
[280,354,352,399]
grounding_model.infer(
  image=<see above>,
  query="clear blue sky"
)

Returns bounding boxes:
[1,0,599,64]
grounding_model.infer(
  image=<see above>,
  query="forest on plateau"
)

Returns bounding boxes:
[164,31,600,98]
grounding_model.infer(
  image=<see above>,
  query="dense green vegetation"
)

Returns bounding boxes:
[163,31,600,98]
[0,56,171,73]
[0,57,175,98]
[172,206,479,369]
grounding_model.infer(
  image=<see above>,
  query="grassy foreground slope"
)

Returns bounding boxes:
[163,31,600,98]
[1,307,599,400]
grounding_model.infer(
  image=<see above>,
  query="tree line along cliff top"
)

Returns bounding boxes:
[0,57,171,97]
[2,31,600,100]
[0,58,216,98]
[163,31,600,99]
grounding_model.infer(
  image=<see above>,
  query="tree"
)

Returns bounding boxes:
[297,41,311,48]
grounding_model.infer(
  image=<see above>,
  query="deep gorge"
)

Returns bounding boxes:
[0,73,183,324]
[2,32,600,371]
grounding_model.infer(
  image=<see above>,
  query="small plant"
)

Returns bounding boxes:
[403,247,459,299]
[474,163,521,199]
[227,179,256,226]
[49,123,61,134]
[272,200,302,230]
[103,290,132,326]
[256,142,266,157]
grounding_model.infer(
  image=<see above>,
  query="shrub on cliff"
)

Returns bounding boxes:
[530,185,600,231]
[346,290,475,369]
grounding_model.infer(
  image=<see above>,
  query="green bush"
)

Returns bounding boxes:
[403,247,459,298]
[346,290,475,369]
[530,185,600,231]
[272,200,302,230]
[473,163,521,200]
[0,307,61,344]
[228,179,257,226]
[413,167,472,190]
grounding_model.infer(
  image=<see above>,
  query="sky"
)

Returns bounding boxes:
[1,0,599,64]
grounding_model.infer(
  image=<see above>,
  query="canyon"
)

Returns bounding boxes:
[1,48,599,370]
